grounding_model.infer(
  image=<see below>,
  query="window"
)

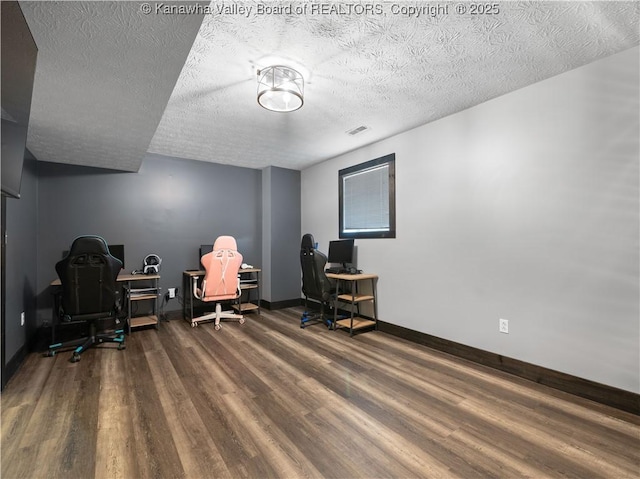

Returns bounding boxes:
[339,153,396,239]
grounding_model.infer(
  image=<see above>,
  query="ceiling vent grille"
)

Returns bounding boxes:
[346,125,370,136]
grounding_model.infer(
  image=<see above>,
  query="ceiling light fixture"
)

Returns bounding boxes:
[257,65,304,112]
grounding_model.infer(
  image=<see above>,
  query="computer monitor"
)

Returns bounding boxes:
[328,239,354,269]
[108,244,125,269]
[199,244,213,266]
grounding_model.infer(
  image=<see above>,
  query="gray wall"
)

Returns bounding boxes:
[36,153,262,323]
[261,166,301,303]
[4,155,38,364]
[302,46,639,393]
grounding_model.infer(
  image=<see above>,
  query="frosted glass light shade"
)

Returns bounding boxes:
[257,66,304,112]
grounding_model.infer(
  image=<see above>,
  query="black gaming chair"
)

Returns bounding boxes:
[48,235,125,362]
[300,233,335,328]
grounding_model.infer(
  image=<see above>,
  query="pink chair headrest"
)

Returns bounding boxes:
[213,235,238,251]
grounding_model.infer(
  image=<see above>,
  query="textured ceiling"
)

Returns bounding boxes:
[20,1,208,172]
[20,1,640,172]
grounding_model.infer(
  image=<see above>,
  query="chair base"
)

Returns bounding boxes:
[190,303,245,330]
[47,322,125,362]
[300,311,332,329]
[301,297,333,329]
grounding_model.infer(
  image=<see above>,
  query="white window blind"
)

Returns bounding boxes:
[339,153,395,239]
[342,164,390,233]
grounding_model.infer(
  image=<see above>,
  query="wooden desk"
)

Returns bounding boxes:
[50,272,159,287]
[326,272,378,336]
[51,272,161,334]
[183,268,261,326]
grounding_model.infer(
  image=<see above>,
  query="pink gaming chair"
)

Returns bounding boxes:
[192,236,245,330]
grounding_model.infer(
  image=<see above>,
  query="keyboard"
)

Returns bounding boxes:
[325,267,342,274]
[326,268,362,275]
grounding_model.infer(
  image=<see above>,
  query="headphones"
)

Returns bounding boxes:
[143,254,162,274]
[132,254,162,274]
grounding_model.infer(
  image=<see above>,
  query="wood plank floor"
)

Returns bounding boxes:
[2,307,639,479]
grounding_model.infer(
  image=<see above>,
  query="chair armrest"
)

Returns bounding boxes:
[53,289,64,319]
[114,289,122,314]
[192,276,203,300]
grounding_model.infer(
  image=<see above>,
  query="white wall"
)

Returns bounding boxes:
[301,46,639,393]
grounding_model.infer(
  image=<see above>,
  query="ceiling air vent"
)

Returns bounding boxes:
[346,125,370,136]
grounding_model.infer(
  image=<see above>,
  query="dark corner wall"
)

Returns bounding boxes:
[3,152,302,384]
[35,153,263,324]
[3,153,38,383]
[261,166,302,308]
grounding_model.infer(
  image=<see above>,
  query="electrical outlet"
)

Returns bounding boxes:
[499,318,509,334]
[20,311,25,326]
[168,288,176,299]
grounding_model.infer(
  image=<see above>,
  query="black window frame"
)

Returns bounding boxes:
[339,153,396,239]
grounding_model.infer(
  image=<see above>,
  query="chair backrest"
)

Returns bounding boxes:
[200,235,243,302]
[55,235,122,318]
[300,233,334,303]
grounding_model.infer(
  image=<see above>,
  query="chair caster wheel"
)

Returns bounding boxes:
[71,353,81,363]
[118,344,126,350]
[214,324,221,331]
[46,350,56,357]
